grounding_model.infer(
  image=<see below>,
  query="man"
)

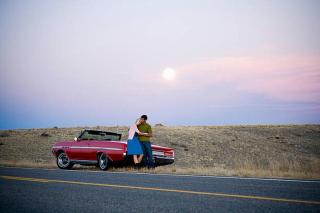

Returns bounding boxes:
[137,114,155,168]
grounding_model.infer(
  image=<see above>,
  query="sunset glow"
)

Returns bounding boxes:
[0,0,319,129]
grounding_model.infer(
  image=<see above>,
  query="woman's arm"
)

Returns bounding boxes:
[143,132,152,137]
[138,132,148,136]
[143,125,153,137]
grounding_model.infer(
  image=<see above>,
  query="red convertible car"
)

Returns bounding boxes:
[52,129,174,170]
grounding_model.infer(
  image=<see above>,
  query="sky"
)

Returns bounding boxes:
[0,0,319,129]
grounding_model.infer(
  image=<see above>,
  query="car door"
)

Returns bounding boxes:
[67,140,92,161]
[86,140,100,161]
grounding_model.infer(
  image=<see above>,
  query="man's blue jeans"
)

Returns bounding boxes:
[139,141,155,168]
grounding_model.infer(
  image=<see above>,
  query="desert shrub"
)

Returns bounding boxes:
[0,132,10,137]
[40,132,51,137]
[155,123,165,127]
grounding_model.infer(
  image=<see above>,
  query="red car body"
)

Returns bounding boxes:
[52,129,174,170]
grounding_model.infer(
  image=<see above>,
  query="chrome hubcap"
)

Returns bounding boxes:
[99,155,107,169]
[58,153,69,168]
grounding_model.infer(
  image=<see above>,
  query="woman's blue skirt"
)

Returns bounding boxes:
[127,135,143,155]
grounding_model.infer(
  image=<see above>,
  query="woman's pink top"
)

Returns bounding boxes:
[128,124,139,140]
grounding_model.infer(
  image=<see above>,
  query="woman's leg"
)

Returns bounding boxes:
[133,155,139,164]
[137,154,144,163]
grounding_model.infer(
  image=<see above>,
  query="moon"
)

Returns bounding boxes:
[162,68,176,81]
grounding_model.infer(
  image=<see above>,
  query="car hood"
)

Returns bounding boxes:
[53,140,127,146]
[52,140,74,146]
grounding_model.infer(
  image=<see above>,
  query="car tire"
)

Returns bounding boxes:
[98,153,108,171]
[56,152,74,169]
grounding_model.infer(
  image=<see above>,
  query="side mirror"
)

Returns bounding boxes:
[74,137,78,141]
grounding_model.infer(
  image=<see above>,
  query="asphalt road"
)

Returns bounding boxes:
[0,167,319,213]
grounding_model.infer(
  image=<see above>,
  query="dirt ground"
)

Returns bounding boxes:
[0,125,319,179]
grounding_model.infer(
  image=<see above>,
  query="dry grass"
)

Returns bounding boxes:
[0,125,319,179]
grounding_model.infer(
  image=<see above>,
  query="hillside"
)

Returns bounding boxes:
[0,125,319,179]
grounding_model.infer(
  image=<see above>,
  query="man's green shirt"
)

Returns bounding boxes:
[138,123,152,142]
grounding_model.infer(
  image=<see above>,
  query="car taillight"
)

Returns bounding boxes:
[164,151,174,156]
[124,144,127,156]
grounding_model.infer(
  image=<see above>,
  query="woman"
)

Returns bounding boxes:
[127,118,146,165]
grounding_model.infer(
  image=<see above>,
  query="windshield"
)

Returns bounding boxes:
[78,130,121,141]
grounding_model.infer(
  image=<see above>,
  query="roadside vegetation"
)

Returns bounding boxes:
[0,125,319,179]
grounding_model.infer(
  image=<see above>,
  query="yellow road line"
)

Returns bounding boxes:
[1,175,320,205]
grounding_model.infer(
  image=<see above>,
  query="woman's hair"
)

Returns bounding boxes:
[135,118,141,125]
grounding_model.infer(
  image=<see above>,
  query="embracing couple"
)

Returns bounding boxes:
[127,115,155,169]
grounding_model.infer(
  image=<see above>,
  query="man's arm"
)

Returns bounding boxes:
[144,125,152,137]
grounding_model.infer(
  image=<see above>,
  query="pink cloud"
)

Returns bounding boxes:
[178,55,320,102]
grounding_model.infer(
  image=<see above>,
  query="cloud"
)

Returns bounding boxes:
[178,55,320,102]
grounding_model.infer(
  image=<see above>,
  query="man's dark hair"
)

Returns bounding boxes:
[141,115,148,120]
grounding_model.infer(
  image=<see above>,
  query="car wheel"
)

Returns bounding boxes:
[98,153,108,170]
[57,152,74,169]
